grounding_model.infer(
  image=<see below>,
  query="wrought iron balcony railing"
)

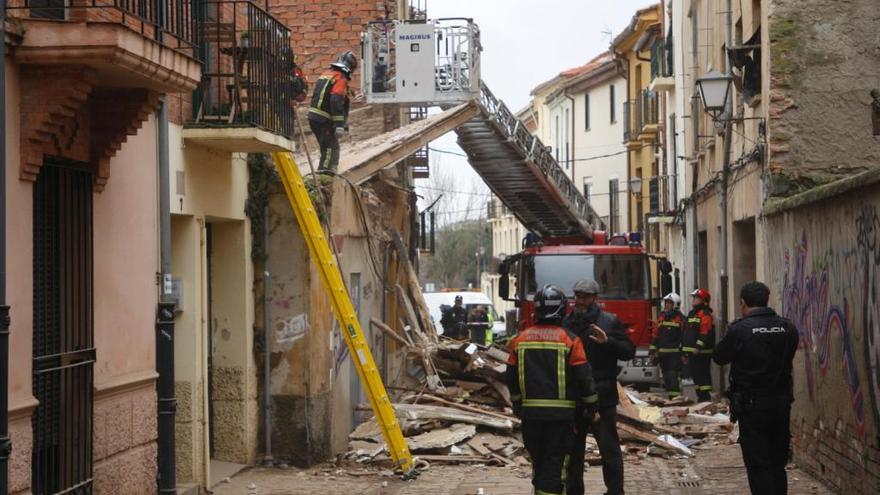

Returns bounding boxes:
[650,38,673,80]
[639,89,659,130]
[8,0,195,51]
[191,0,294,139]
[623,99,640,143]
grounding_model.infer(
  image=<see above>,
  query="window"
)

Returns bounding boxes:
[564,108,570,169]
[524,254,650,300]
[609,178,620,233]
[609,84,616,123]
[583,181,593,205]
[584,93,591,131]
[554,115,560,161]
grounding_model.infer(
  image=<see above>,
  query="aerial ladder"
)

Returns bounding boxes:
[361,18,606,237]
[270,151,414,475]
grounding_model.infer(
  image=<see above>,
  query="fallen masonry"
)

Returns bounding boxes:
[342,331,737,470]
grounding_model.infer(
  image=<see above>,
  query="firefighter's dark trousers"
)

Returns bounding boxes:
[309,119,340,171]
[738,397,792,495]
[659,353,681,396]
[690,353,713,401]
[523,420,573,495]
[567,407,624,495]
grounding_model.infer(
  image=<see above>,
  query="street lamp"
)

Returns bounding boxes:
[695,70,733,118]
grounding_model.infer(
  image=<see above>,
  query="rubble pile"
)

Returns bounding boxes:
[345,332,736,469]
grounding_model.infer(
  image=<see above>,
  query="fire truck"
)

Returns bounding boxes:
[497,232,659,385]
[360,18,660,385]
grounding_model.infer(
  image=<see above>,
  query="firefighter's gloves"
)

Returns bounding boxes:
[335,126,350,137]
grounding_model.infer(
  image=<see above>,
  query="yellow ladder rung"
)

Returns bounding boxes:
[270,152,414,475]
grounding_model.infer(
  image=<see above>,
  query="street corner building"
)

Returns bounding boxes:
[3,0,201,492]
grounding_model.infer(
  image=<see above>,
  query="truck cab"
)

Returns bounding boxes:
[498,233,661,386]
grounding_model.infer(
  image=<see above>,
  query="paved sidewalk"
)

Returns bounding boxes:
[213,442,832,494]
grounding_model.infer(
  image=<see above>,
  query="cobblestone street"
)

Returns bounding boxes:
[213,443,832,495]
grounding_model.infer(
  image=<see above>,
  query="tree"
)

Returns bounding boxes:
[419,219,491,289]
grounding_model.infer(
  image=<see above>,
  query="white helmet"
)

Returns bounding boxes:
[662,292,681,307]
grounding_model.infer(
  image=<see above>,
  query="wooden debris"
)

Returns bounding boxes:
[406,424,476,452]
[385,403,515,431]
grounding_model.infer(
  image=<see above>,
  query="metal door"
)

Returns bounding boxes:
[32,161,95,494]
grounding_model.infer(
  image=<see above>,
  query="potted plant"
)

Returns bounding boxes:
[240,31,251,48]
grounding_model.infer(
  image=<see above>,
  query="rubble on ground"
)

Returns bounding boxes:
[345,327,736,469]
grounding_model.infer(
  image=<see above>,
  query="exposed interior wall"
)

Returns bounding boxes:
[767,0,880,193]
[765,181,880,495]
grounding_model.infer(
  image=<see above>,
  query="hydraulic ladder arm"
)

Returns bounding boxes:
[270,151,414,475]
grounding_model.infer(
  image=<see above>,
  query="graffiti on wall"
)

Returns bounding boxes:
[783,231,867,435]
[857,206,880,431]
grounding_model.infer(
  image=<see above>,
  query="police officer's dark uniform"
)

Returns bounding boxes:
[714,282,798,495]
[651,295,685,397]
[467,308,492,346]
[439,296,468,339]
[682,288,715,402]
[507,285,598,495]
[562,280,635,495]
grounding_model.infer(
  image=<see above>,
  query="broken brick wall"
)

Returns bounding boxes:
[764,176,880,495]
[767,0,880,197]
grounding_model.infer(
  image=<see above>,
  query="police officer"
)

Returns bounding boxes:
[563,279,635,495]
[650,293,685,398]
[507,285,598,495]
[467,305,493,346]
[682,288,715,402]
[439,295,467,339]
[714,281,798,495]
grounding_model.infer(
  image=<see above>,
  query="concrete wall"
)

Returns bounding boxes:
[4,56,36,495]
[92,114,160,494]
[169,124,258,486]
[764,178,880,494]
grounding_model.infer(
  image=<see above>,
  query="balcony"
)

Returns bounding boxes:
[183,0,295,153]
[638,89,660,140]
[8,0,201,92]
[650,38,675,92]
[622,99,641,149]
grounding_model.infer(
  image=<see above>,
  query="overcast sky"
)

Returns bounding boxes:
[414,1,652,222]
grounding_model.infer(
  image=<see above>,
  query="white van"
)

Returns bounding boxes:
[422,291,506,337]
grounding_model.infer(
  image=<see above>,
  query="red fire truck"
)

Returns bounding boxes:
[498,232,660,386]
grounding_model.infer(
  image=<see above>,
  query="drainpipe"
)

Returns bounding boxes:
[718,0,734,393]
[156,99,177,494]
[262,204,273,465]
[0,1,12,493]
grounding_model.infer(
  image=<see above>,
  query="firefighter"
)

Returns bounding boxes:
[467,305,493,346]
[682,288,715,402]
[439,295,467,339]
[507,285,598,495]
[714,282,799,495]
[308,51,357,172]
[563,279,635,495]
[650,293,685,398]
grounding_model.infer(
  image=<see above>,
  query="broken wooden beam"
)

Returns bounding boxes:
[370,317,411,348]
[356,403,515,431]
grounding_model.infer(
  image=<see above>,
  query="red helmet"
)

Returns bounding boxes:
[691,288,711,302]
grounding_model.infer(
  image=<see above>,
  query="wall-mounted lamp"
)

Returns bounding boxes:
[695,70,733,119]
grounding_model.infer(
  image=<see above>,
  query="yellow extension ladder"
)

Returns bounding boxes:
[271,152,414,475]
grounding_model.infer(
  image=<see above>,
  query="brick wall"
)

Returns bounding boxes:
[764,177,880,495]
[268,0,399,96]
